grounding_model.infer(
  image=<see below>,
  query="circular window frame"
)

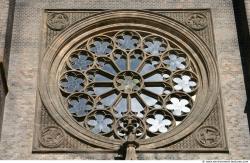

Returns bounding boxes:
[39,10,219,150]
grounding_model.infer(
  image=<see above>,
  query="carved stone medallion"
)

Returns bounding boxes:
[196,126,221,148]
[186,13,208,31]
[47,13,69,31]
[39,126,65,148]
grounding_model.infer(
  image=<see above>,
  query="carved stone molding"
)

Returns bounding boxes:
[47,13,69,31]
[186,13,208,31]
[196,126,221,148]
[39,126,65,148]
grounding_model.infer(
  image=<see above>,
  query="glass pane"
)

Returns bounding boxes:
[67,95,93,117]
[98,61,117,75]
[114,97,127,118]
[93,87,113,96]
[69,50,93,71]
[87,70,113,82]
[140,93,157,107]
[113,51,127,70]
[140,64,155,75]
[60,71,85,93]
[130,50,144,71]
[131,97,144,118]
[139,57,160,75]
[145,87,164,95]
[144,74,163,82]
[99,93,118,107]
[130,58,142,71]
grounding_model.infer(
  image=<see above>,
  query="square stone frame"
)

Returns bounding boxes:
[32,9,228,154]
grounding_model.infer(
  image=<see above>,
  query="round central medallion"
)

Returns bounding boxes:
[114,71,143,94]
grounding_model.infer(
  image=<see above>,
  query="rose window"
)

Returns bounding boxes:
[39,10,219,154]
[58,30,199,139]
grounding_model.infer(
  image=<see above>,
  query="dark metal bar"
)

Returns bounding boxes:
[232,0,250,131]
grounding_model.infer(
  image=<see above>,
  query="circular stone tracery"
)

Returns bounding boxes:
[58,29,199,140]
[114,71,143,94]
[39,10,219,149]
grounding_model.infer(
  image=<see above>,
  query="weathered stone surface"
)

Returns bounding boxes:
[0,0,249,160]
[0,0,9,62]
[245,0,250,32]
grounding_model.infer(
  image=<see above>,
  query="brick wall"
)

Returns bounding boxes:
[0,0,249,159]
